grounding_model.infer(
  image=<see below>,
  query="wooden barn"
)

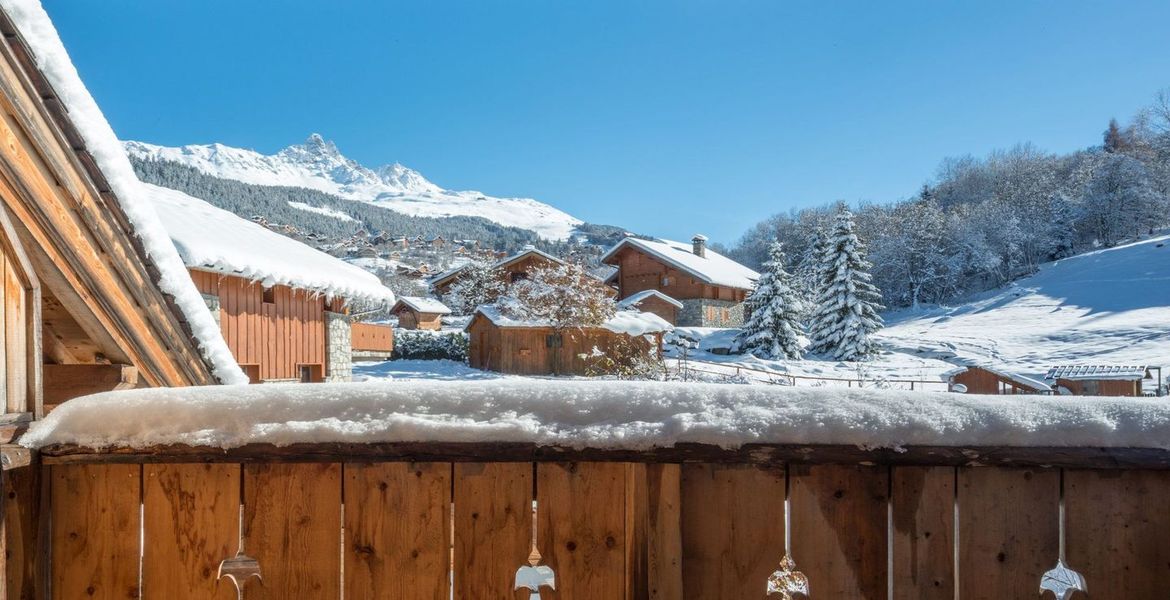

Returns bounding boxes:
[146,183,396,383]
[0,6,250,420]
[429,246,563,297]
[1045,365,1161,397]
[390,296,451,330]
[617,289,683,325]
[466,306,671,376]
[947,365,1051,395]
[602,234,758,327]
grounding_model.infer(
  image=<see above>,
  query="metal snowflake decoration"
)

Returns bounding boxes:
[514,544,556,600]
[1040,559,1086,600]
[766,554,809,598]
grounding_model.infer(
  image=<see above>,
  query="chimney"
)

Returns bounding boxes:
[692,234,708,258]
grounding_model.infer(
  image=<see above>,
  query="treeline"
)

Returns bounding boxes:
[719,90,1170,308]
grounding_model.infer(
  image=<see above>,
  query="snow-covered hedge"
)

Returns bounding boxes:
[392,330,468,362]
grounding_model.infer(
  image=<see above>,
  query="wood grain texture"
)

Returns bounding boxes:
[538,462,630,600]
[680,463,784,600]
[790,464,888,600]
[142,463,239,600]
[452,462,532,600]
[958,467,1058,600]
[3,465,39,600]
[1066,469,1170,596]
[642,463,682,600]
[243,462,341,600]
[345,462,450,600]
[891,466,954,600]
[50,464,141,600]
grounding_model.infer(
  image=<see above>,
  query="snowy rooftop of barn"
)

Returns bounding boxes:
[393,296,451,315]
[20,380,1170,451]
[1,0,247,383]
[601,237,759,290]
[618,289,684,310]
[471,305,673,336]
[1046,365,1150,381]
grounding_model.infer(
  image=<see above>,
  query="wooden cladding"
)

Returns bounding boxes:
[351,322,393,352]
[190,270,330,382]
[609,246,747,303]
[40,460,1170,599]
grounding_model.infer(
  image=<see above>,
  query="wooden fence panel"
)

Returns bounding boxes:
[142,463,239,600]
[790,464,888,600]
[50,464,140,600]
[642,464,682,600]
[1066,469,1170,596]
[3,465,39,600]
[891,466,954,599]
[680,463,784,599]
[345,462,451,600]
[958,467,1058,600]
[452,462,532,600]
[243,463,341,600]
[537,462,630,600]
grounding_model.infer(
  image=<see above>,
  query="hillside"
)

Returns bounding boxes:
[880,233,1170,377]
[125,134,585,241]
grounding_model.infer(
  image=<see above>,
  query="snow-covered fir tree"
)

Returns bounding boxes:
[497,262,616,330]
[735,241,804,359]
[807,209,885,361]
[442,258,506,315]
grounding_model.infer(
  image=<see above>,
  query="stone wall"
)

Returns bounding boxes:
[678,299,745,328]
[325,311,353,382]
[201,294,221,329]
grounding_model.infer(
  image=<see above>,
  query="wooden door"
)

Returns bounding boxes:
[0,207,40,415]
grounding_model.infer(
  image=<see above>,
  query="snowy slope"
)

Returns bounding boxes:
[880,234,1170,378]
[124,135,583,241]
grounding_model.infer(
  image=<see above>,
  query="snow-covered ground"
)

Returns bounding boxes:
[353,359,515,382]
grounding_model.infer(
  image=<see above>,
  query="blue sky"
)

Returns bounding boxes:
[45,1,1170,243]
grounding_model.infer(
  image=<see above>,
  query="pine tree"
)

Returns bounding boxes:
[806,209,885,361]
[735,241,804,359]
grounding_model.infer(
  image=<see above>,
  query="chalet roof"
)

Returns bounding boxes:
[944,364,1051,392]
[392,296,451,316]
[429,247,564,287]
[601,237,759,291]
[146,184,395,305]
[1,0,246,384]
[469,305,672,336]
[1045,365,1149,381]
[618,289,684,310]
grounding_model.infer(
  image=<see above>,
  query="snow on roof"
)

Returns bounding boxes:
[392,296,451,315]
[471,305,672,336]
[21,380,1170,451]
[602,237,759,290]
[944,364,1051,392]
[1045,365,1150,381]
[1,0,247,384]
[146,183,395,305]
[430,247,564,287]
[618,289,684,310]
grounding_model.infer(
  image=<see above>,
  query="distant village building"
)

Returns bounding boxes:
[147,184,396,384]
[466,306,671,376]
[617,290,684,325]
[429,246,565,297]
[1045,365,1162,397]
[391,297,452,331]
[602,235,759,327]
[946,365,1051,395]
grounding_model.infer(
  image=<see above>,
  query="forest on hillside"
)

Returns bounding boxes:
[718,89,1170,309]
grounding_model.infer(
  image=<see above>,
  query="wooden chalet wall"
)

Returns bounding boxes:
[630,296,679,325]
[190,270,341,382]
[952,367,1038,395]
[395,308,442,331]
[351,322,393,353]
[468,317,657,376]
[1057,378,1141,397]
[609,246,746,302]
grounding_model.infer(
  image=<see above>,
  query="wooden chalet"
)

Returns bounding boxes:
[0,6,254,417]
[617,289,683,325]
[390,296,451,331]
[146,183,396,383]
[466,305,670,376]
[602,234,758,327]
[429,246,564,297]
[1045,365,1161,397]
[947,365,1051,395]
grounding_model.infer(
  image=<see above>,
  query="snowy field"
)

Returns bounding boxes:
[354,359,517,382]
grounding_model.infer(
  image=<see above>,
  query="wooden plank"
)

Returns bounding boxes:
[50,463,141,600]
[242,462,341,600]
[4,255,27,413]
[345,462,450,600]
[680,463,783,600]
[42,363,137,412]
[537,462,630,600]
[790,464,888,600]
[452,462,532,600]
[891,466,954,599]
[643,463,682,600]
[958,467,1058,600]
[1066,469,1170,596]
[0,253,7,410]
[3,464,40,600]
[142,463,239,600]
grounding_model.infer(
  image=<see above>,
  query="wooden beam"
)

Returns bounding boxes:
[1,445,30,470]
[32,442,1170,470]
[42,363,138,413]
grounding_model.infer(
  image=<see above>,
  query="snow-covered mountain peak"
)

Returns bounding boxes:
[124,135,583,240]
